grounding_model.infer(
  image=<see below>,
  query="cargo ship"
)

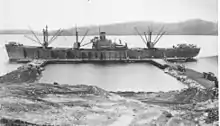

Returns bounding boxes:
[5,25,200,62]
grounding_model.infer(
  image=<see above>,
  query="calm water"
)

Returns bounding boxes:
[184,56,218,76]
[39,63,187,92]
[0,35,218,91]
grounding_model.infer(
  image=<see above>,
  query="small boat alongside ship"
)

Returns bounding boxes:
[5,25,200,62]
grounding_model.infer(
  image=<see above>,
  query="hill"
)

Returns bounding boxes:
[0,19,218,36]
[61,19,218,36]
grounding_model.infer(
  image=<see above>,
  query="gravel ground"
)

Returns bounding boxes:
[0,61,218,126]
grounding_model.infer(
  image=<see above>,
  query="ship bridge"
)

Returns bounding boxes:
[92,32,127,50]
[92,32,113,49]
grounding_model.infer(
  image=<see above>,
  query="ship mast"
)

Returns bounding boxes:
[99,26,101,36]
[73,24,90,49]
[43,25,49,48]
[134,26,166,49]
[24,25,63,49]
[75,24,79,43]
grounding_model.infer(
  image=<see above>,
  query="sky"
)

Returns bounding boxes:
[0,0,218,30]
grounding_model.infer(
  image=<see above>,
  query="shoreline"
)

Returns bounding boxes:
[0,59,218,125]
[0,33,218,36]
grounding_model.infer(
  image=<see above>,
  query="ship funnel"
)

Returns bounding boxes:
[100,32,106,40]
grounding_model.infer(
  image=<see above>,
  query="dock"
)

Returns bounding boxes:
[149,59,169,69]
[184,68,215,89]
[16,59,47,71]
[150,59,216,89]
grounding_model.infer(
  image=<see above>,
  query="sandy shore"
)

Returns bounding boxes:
[0,62,218,126]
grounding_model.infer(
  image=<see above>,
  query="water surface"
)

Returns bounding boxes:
[39,63,187,92]
[184,56,218,75]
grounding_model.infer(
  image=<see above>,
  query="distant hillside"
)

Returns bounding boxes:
[0,19,218,36]
[0,30,31,34]
[0,29,40,35]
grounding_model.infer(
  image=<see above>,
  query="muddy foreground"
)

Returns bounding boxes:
[0,63,218,126]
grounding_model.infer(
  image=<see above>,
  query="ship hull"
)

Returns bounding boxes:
[5,44,200,62]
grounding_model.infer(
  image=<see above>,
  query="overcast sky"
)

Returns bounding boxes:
[0,0,218,30]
